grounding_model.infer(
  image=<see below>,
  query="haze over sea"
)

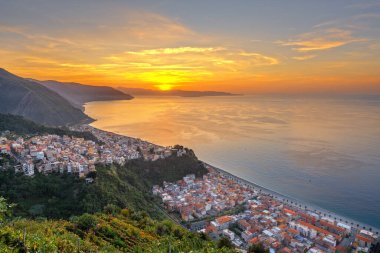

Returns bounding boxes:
[85,96,380,228]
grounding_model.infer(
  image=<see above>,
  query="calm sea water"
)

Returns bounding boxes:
[85,96,380,228]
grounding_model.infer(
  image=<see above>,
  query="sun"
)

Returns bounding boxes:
[156,84,173,91]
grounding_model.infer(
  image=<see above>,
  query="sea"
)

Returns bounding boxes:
[84,95,380,229]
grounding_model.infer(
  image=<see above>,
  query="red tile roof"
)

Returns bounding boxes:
[284,208,297,216]
[298,221,342,241]
[205,225,217,233]
[288,228,299,235]
[238,219,251,228]
[249,237,259,245]
[356,234,374,244]
[320,220,346,233]
[216,215,232,225]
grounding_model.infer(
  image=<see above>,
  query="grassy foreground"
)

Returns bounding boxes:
[0,206,236,252]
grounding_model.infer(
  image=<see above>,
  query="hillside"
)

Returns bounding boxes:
[0,155,219,252]
[0,68,92,126]
[0,114,207,219]
[0,155,207,219]
[118,87,239,97]
[34,80,133,110]
[0,113,100,143]
[0,199,235,252]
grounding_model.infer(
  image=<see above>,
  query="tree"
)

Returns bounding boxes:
[0,196,14,223]
[248,243,269,253]
[28,204,45,217]
[217,237,234,249]
[75,213,98,231]
[173,145,184,150]
[103,204,120,215]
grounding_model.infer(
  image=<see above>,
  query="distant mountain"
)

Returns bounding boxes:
[0,68,92,126]
[32,80,133,110]
[118,87,240,97]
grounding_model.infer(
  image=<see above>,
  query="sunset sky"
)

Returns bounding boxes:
[1,0,380,93]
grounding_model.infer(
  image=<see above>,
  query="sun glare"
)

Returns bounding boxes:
[157,84,173,91]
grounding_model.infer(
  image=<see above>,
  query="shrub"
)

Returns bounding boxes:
[103,204,121,215]
[75,214,97,231]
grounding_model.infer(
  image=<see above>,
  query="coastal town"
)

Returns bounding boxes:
[153,167,380,253]
[0,124,379,253]
[0,125,184,177]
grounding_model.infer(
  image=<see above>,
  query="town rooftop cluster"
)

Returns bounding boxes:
[1,125,378,253]
[154,168,379,253]
[0,125,184,177]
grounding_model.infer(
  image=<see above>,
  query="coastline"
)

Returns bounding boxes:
[84,119,380,234]
[202,162,380,233]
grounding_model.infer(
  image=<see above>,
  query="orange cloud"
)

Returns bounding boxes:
[126,47,225,55]
[101,47,279,85]
[0,8,379,94]
[292,55,317,61]
[279,28,366,52]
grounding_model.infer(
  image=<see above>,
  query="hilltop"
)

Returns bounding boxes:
[0,68,92,126]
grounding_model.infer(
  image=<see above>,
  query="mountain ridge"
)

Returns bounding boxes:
[0,68,93,126]
[32,79,134,110]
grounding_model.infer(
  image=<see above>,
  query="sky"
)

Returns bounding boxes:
[0,0,380,93]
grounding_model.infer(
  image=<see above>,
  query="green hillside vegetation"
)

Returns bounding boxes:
[0,197,236,252]
[127,149,207,187]
[0,113,100,143]
[0,155,207,219]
